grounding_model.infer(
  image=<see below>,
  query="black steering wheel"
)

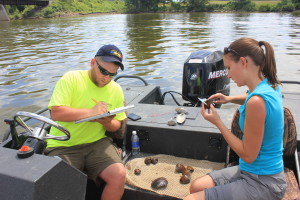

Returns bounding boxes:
[14,111,70,141]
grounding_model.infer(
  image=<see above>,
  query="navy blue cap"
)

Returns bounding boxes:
[95,44,124,71]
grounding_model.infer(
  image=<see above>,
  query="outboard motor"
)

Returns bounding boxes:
[182,50,230,107]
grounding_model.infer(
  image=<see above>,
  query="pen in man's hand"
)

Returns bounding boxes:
[91,98,112,109]
[91,98,98,104]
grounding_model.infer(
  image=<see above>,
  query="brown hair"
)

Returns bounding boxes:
[226,37,280,89]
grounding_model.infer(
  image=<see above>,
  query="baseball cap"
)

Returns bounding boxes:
[95,44,124,71]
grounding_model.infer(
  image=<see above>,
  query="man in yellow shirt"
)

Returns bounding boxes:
[45,44,127,200]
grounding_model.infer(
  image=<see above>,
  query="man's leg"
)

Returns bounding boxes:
[99,163,126,200]
[86,138,126,200]
[44,145,85,171]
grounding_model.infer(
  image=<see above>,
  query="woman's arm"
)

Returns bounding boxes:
[209,93,247,105]
[201,95,265,163]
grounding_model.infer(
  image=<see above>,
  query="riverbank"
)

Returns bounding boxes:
[4,0,300,20]
[4,0,125,20]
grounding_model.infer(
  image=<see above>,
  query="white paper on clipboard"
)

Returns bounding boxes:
[75,105,134,124]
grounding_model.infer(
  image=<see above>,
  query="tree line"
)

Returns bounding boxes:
[4,0,300,20]
[125,0,299,12]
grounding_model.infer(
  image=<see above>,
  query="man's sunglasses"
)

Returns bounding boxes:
[95,59,118,78]
[224,47,248,62]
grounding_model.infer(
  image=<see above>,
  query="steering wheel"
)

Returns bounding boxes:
[14,111,70,141]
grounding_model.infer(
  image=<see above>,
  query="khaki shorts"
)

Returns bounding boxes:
[45,137,122,185]
[205,166,287,200]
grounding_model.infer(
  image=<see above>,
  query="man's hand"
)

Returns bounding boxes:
[91,101,110,116]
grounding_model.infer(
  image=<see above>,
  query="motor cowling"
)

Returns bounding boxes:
[182,50,230,107]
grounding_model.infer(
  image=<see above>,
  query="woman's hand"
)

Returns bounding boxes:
[209,93,228,105]
[200,103,222,126]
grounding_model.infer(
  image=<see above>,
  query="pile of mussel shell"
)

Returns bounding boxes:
[175,163,194,184]
[133,157,196,190]
[133,157,159,176]
[167,107,188,126]
[144,157,158,165]
[144,157,169,190]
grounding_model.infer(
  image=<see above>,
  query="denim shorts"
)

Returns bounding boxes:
[205,166,287,200]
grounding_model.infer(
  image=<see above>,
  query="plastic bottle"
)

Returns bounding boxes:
[131,131,140,155]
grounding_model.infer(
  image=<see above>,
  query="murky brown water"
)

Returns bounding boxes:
[0,12,299,138]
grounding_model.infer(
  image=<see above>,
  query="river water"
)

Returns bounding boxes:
[0,12,299,137]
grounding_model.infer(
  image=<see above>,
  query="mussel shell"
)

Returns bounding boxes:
[176,113,186,124]
[204,99,215,109]
[167,119,176,126]
[151,177,168,190]
[180,174,190,184]
[186,166,194,173]
[144,157,152,165]
[175,163,185,173]
[182,168,191,177]
[175,107,188,114]
[151,158,158,165]
[134,168,141,175]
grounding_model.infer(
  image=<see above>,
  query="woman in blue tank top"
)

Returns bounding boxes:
[184,37,286,200]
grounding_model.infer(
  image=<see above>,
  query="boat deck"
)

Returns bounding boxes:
[122,83,300,140]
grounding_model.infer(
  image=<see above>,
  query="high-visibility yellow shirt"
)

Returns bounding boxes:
[47,70,126,147]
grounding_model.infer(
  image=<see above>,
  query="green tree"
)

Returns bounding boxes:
[125,0,163,12]
[272,0,295,11]
[227,0,256,11]
[291,0,300,9]
[187,0,209,11]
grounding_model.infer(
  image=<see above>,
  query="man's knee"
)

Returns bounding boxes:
[100,163,126,185]
[111,165,126,183]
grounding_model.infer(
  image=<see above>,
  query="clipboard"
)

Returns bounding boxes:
[75,105,134,124]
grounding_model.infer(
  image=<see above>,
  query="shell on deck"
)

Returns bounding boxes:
[151,177,168,190]
[176,113,186,124]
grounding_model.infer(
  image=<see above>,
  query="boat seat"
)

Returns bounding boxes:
[228,107,300,199]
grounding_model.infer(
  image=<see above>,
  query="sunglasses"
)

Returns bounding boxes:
[224,47,248,62]
[95,59,118,78]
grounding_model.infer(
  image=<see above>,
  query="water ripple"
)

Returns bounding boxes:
[0,13,299,134]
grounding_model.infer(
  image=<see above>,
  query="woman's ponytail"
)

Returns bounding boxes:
[259,41,280,89]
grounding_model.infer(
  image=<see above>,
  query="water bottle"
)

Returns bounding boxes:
[131,131,140,155]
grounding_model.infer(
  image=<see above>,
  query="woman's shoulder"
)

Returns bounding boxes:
[247,95,265,109]
[253,79,280,97]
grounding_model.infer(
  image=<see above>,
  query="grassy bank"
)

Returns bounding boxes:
[5,0,299,20]
[210,0,279,6]
[6,0,125,20]
[41,0,125,17]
